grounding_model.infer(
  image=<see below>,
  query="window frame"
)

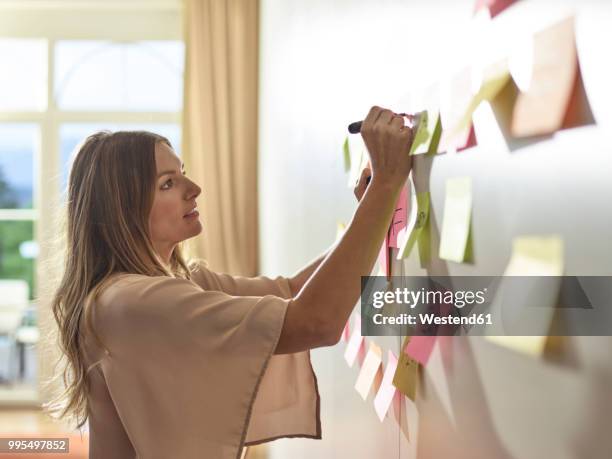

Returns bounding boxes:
[0,0,184,405]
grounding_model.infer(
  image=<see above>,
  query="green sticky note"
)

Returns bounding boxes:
[439,177,472,263]
[426,116,442,156]
[343,136,351,173]
[409,110,442,156]
[397,192,430,260]
[417,215,431,268]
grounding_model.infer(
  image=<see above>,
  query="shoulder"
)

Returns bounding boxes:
[95,273,201,323]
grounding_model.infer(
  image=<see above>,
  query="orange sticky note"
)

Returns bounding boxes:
[511,16,593,137]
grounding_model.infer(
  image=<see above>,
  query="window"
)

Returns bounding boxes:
[0,2,184,402]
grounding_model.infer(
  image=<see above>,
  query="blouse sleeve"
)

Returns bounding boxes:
[188,258,294,298]
[93,274,320,459]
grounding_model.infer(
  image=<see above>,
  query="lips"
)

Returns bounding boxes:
[184,205,198,217]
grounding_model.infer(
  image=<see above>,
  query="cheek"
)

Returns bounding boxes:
[149,194,182,234]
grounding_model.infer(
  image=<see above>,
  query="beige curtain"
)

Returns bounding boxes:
[182,0,260,276]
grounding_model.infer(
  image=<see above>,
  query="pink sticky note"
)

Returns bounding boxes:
[388,184,409,248]
[374,351,399,422]
[341,319,351,343]
[344,315,364,367]
[404,336,436,366]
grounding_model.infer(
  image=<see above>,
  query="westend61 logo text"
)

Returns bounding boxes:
[371,287,488,309]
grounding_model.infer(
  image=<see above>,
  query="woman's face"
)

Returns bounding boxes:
[149,141,202,258]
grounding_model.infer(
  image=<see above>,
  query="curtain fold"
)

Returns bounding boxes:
[182,0,260,276]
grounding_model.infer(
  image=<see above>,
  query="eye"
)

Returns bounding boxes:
[161,178,173,190]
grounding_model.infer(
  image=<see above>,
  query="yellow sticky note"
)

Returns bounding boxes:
[506,235,564,276]
[485,335,548,357]
[485,235,564,357]
[392,336,419,402]
[397,192,430,260]
[454,60,512,135]
[439,177,472,263]
[355,341,383,400]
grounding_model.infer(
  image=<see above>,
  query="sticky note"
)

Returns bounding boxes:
[341,318,351,343]
[410,84,442,156]
[374,350,399,422]
[377,239,390,278]
[397,192,430,260]
[355,340,383,400]
[485,235,564,356]
[511,16,586,137]
[506,235,564,277]
[439,68,478,152]
[405,335,436,366]
[485,335,549,357]
[474,0,518,18]
[439,177,472,263]
[455,60,512,134]
[392,336,419,401]
[344,315,364,367]
[388,183,409,248]
[342,137,351,172]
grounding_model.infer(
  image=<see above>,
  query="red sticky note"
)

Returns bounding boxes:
[388,184,409,248]
[474,0,518,19]
[404,335,436,366]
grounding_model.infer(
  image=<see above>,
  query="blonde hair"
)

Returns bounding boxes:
[42,130,194,428]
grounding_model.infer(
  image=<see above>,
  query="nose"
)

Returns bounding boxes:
[186,178,202,200]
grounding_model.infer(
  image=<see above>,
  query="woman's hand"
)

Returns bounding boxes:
[360,106,415,188]
[354,167,371,202]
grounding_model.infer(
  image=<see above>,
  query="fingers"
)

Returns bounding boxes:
[377,109,394,126]
[354,167,372,201]
[361,106,383,133]
[359,166,371,183]
[390,114,404,130]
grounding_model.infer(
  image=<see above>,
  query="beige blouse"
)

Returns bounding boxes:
[82,259,321,459]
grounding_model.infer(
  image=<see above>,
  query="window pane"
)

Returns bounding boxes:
[0,39,47,111]
[59,123,181,194]
[55,40,184,111]
[0,124,37,210]
[0,220,36,301]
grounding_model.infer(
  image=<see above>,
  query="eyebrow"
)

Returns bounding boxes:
[157,162,185,178]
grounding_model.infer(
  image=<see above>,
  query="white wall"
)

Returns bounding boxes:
[258,1,612,458]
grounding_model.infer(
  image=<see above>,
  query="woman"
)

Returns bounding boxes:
[45,106,414,459]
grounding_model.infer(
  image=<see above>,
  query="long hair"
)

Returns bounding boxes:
[42,130,194,429]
